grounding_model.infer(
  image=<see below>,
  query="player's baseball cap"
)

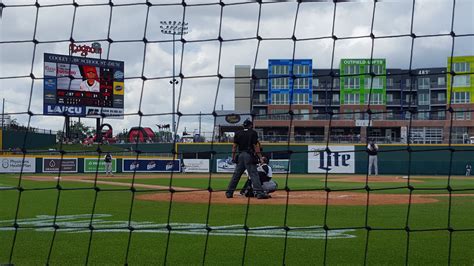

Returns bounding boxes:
[243,119,253,128]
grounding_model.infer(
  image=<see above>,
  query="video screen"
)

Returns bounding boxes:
[43,53,124,118]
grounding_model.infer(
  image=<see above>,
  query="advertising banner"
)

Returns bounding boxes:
[308,146,355,173]
[216,158,291,173]
[84,158,117,173]
[269,159,290,173]
[122,159,180,173]
[216,157,235,173]
[0,157,36,173]
[43,158,78,173]
[182,159,210,173]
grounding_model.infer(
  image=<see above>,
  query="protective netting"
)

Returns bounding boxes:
[1,0,474,265]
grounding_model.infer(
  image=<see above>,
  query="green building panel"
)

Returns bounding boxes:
[340,59,387,105]
[447,56,474,103]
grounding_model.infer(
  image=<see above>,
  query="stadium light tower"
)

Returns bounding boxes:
[160,20,188,141]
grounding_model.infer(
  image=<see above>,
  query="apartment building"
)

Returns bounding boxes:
[234,56,474,144]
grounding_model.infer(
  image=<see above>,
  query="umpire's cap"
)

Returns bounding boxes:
[243,118,253,128]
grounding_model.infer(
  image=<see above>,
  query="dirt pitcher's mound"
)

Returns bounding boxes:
[136,191,439,206]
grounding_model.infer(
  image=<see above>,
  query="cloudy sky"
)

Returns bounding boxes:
[1,0,473,137]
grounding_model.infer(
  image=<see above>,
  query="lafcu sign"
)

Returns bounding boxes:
[308,146,355,173]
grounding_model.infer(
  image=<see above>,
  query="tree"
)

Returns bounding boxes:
[70,121,93,139]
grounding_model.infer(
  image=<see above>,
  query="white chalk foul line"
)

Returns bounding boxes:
[0,214,356,240]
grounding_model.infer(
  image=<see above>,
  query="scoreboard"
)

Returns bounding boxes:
[43,53,124,118]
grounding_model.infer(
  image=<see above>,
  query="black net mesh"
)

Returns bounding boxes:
[1,0,473,265]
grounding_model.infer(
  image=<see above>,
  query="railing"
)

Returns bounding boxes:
[313,100,340,105]
[252,99,268,105]
[386,100,401,105]
[2,125,59,135]
[430,99,447,104]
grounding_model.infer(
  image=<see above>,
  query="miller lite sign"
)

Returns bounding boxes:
[308,145,355,173]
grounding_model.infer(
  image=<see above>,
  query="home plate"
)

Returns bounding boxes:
[54,176,62,180]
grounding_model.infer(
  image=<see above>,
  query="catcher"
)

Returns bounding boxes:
[240,156,278,197]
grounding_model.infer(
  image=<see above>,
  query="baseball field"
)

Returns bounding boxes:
[1,173,473,265]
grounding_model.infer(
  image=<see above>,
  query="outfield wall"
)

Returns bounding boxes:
[1,129,56,150]
[0,144,472,175]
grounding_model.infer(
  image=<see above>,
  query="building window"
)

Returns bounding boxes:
[438,77,445,86]
[453,62,470,73]
[292,93,309,105]
[313,78,319,87]
[417,112,430,120]
[452,92,470,104]
[437,93,445,102]
[364,77,383,89]
[332,94,340,103]
[364,65,383,75]
[272,77,289,89]
[354,109,361,120]
[333,78,339,88]
[438,110,446,119]
[272,65,289,75]
[387,78,393,87]
[364,93,383,105]
[454,109,467,120]
[411,127,443,144]
[345,65,360,75]
[345,77,360,89]
[258,79,267,87]
[294,78,309,89]
[418,77,430,90]
[313,93,319,102]
[295,109,310,120]
[453,75,471,87]
[269,109,290,120]
[345,93,360,104]
[406,79,411,88]
[387,94,393,103]
[418,93,430,105]
[294,64,310,75]
[271,93,289,105]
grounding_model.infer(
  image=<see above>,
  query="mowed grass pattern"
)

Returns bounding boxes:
[0,174,473,265]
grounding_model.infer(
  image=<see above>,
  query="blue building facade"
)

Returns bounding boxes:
[268,59,313,105]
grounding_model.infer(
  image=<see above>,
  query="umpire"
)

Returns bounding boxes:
[226,119,269,199]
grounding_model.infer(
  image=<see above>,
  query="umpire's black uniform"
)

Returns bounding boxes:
[226,119,267,199]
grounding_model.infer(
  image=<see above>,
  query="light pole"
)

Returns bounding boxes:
[1,98,4,129]
[160,20,188,141]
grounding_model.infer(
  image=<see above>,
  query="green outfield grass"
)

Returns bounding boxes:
[1,174,473,265]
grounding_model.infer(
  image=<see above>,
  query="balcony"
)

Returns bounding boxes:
[430,86,447,91]
[386,85,402,91]
[430,99,447,105]
[252,99,268,105]
[313,99,340,106]
[253,86,268,91]
[255,112,455,122]
[386,99,401,105]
